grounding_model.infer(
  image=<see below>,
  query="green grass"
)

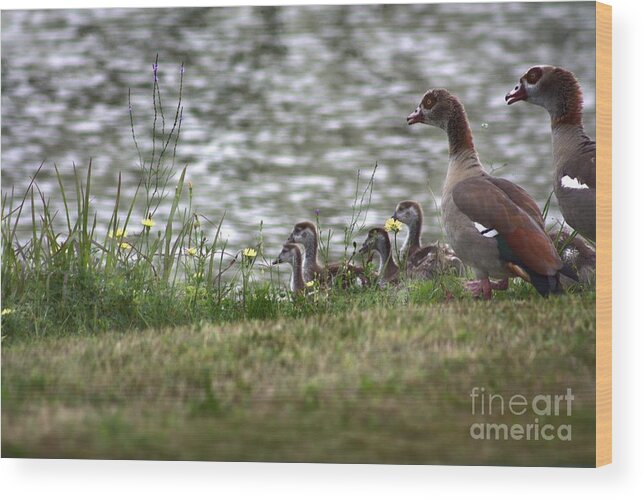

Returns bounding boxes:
[2,292,595,465]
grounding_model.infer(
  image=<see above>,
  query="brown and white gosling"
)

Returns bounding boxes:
[549,226,596,286]
[392,200,464,277]
[272,243,306,294]
[287,221,365,285]
[407,88,577,299]
[506,65,596,241]
[358,227,399,286]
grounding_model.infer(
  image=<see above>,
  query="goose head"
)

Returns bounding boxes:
[505,65,582,118]
[392,200,423,227]
[407,88,461,130]
[358,227,389,257]
[272,243,302,266]
[287,221,317,249]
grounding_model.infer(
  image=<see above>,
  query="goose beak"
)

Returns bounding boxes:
[286,234,295,243]
[272,257,282,265]
[406,107,423,125]
[505,82,527,105]
[358,243,370,255]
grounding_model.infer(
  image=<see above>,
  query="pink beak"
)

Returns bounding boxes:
[407,108,423,125]
[505,82,528,105]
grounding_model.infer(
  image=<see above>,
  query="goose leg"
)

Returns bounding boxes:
[464,278,493,300]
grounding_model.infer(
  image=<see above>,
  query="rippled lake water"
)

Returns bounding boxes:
[1,2,596,264]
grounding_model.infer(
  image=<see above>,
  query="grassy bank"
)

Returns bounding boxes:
[2,292,595,465]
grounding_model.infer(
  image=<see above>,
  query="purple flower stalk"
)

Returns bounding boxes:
[152,62,158,82]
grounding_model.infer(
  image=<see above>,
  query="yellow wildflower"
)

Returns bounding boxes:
[108,228,127,239]
[305,281,315,288]
[186,247,198,257]
[243,247,257,258]
[1,308,13,316]
[141,218,155,228]
[384,218,403,233]
[120,242,132,250]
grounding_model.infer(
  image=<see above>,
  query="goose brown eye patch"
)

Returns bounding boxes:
[525,67,543,84]
[422,95,435,108]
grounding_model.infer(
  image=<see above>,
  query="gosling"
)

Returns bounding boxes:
[287,221,366,286]
[358,227,399,286]
[392,200,464,277]
[272,243,306,294]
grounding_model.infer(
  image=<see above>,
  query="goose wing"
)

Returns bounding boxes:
[452,176,562,276]
[561,136,596,189]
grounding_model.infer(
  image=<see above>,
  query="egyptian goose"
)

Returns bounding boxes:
[272,243,306,294]
[505,65,596,241]
[392,200,433,265]
[287,221,365,285]
[358,227,399,286]
[391,200,464,277]
[407,88,576,298]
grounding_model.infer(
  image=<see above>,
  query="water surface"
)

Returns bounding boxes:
[1,2,596,263]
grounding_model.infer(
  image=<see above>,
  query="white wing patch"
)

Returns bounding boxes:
[560,175,589,190]
[474,222,499,238]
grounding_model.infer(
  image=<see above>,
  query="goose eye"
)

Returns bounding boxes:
[423,96,435,109]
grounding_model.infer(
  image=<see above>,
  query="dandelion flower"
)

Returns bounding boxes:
[120,242,132,250]
[108,228,127,239]
[186,247,198,257]
[141,218,155,228]
[384,218,402,233]
[305,281,315,288]
[1,308,13,316]
[243,247,257,258]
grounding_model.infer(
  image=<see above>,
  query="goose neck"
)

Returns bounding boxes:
[290,252,306,293]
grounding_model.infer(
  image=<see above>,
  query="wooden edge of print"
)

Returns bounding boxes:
[595,0,612,468]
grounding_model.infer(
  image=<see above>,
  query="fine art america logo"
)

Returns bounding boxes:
[469,387,574,441]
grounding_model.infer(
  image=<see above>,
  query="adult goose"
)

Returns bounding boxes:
[505,65,596,241]
[391,200,464,277]
[272,243,306,294]
[287,221,365,286]
[407,88,576,299]
[358,228,399,287]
